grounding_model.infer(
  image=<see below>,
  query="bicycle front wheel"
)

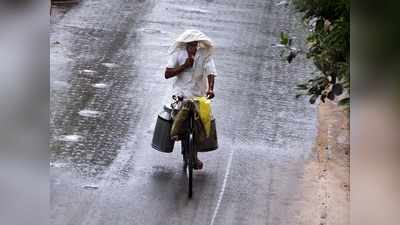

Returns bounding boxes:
[187,133,195,198]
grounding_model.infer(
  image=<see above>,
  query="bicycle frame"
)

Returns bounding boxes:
[171,96,199,198]
[180,101,196,198]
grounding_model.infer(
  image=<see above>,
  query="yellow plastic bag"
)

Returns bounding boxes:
[194,96,212,137]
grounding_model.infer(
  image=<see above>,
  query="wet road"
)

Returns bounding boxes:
[50,0,317,225]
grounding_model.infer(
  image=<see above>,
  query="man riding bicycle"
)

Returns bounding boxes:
[164,29,217,170]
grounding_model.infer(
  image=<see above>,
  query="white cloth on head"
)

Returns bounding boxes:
[168,29,214,56]
[166,30,217,99]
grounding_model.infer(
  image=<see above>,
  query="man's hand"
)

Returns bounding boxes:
[206,90,215,99]
[206,74,215,99]
[183,57,194,69]
[165,57,194,79]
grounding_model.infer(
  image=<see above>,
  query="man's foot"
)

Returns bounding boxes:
[182,155,203,170]
[171,135,181,141]
[194,159,203,170]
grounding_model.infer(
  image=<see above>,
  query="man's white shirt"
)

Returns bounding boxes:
[166,48,217,98]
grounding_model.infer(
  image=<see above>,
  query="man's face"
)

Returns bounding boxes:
[186,41,198,56]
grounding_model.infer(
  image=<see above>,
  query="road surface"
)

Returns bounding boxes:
[50,0,317,224]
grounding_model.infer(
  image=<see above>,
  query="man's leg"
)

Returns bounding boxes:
[194,151,203,170]
[181,137,203,170]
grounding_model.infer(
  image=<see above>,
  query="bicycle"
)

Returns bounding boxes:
[171,95,199,198]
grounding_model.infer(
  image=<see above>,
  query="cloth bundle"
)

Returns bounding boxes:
[170,97,212,144]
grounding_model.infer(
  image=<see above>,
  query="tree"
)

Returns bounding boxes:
[281,0,350,107]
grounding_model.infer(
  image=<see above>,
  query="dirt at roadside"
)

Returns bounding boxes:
[294,101,350,225]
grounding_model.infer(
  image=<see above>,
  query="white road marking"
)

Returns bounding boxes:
[209,148,234,225]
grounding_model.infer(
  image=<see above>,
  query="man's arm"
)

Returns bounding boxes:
[164,57,194,79]
[206,74,215,99]
[165,66,186,79]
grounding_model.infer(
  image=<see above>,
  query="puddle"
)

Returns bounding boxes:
[138,28,167,34]
[58,134,83,142]
[79,69,96,75]
[272,43,286,48]
[82,184,99,190]
[50,162,69,168]
[78,109,103,118]
[91,83,110,89]
[101,63,120,68]
[276,1,288,6]
[172,6,210,14]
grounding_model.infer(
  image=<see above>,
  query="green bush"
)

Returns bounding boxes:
[284,0,350,106]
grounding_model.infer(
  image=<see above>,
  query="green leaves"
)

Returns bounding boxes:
[309,94,318,104]
[280,32,289,45]
[279,32,299,64]
[287,0,350,107]
[338,97,350,106]
[296,83,308,90]
[332,83,343,96]
[327,91,335,101]
[287,51,297,63]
